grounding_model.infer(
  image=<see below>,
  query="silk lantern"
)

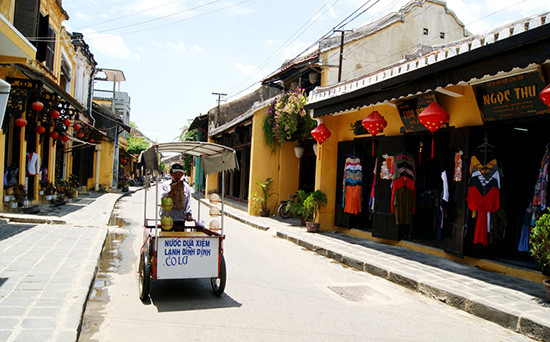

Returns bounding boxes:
[311,123,331,144]
[31,100,44,111]
[89,138,94,143]
[73,123,81,131]
[63,118,72,127]
[418,102,449,158]
[35,125,46,134]
[60,134,69,143]
[50,110,60,119]
[15,118,27,127]
[540,84,550,106]
[361,110,387,156]
[50,131,58,139]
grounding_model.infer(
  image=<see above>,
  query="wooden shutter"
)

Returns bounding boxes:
[13,0,40,41]
[443,126,470,257]
[36,14,49,63]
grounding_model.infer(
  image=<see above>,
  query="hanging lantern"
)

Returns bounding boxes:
[540,83,550,106]
[50,110,60,119]
[35,125,46,134]
[50,131,58,139]
[63,118,72,127]
[73,123,81,131]
[89,138,94,143]
[418,102,449,158]
[311,123,331,145]
[15,118,27,128]
[31,100,44,111]
[77,132,85,138]
[361,110,387,156]
[60,134,69,143]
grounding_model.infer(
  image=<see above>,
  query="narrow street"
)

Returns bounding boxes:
[79,190,531,341]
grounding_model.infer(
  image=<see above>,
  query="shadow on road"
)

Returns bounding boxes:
[148,278,242,312]
[0,223,36,242]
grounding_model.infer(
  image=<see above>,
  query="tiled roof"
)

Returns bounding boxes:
[307,12,548,112]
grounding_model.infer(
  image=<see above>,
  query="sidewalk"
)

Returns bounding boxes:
[0,188,138,342]
[195,195,550,341]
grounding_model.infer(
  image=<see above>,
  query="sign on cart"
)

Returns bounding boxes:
[157,237,219,279]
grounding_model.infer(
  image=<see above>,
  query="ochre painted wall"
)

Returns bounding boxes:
[277,141,300,209]
[248,106,280,215]
[205,137,219,196]
[99,140,114,187]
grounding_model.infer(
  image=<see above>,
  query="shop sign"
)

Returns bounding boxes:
[473,70,550,122]
[395,93,436,133]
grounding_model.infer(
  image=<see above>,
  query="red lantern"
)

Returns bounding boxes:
[77,132,84,138]
[50,110,60,119]
[63,118,72,127]
[89,138,95,143]
[35,125,46,134]
[50,131,58,139]
[418,102,449,158]
[540,83,550,106]
[73,123,81,131]
[361,111,387,156]
[311,123,331,145]
[31,100,44,111]
[60,134,69,143]
[15,118,27,128]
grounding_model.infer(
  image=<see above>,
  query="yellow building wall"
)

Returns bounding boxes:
[205,137,219,196]
[99,140,114,187]
[277,141,300,209]
[248,106,281,215]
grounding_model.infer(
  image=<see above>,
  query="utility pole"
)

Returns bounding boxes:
[334,29,350,83]
[212,92,226,125]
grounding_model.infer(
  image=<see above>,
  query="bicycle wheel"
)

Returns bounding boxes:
[278,204,291,219]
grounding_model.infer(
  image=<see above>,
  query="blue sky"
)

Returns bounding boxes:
[63,0,549,143]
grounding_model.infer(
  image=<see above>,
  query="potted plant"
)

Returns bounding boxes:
[530,208,550,301]
[286,190,309,226]
[12,184,27,207]
[302,190,328,232]
[68,174,80,198]
[251,177,277,217]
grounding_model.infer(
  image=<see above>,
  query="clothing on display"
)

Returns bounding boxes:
[343,156,362,215]
[466,152,501,246]
[391,152,416,225]
[27,152,40,176]
[518,144,550,252]
[454,151,463,182]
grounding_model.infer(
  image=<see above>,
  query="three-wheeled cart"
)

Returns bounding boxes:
[138,142,238,300]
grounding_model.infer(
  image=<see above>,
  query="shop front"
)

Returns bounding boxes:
[306,15,550,273]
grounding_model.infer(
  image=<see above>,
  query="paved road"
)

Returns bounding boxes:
[79,190,531,341]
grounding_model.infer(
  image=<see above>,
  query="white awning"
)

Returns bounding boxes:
[140,141,238,175]
[0,14,36,62]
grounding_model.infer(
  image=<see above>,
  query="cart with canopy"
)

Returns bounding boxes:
[138,141,237,300]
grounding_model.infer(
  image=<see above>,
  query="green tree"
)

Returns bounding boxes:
[127,121,149,154]
[177,124,198,174]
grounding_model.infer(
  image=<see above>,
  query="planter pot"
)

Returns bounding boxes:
[68,191,78,199]
[39,190,44,195]
[259,209,270,217]
[9,202,17,209]
[4,195,10,202]
[306,221,320,233]
[45,195,52,200]
[22,200,28,207]
[544,280,550,302]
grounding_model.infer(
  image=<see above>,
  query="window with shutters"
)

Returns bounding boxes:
[13,0,40,42]
[36,13,56,72]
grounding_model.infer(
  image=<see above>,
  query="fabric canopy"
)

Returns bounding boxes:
[140,141,238,175]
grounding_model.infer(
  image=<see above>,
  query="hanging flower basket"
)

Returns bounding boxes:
[263,89,316,150]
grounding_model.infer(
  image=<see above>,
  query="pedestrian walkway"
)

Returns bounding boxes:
[195,194,550,341]
[0,188,138,342]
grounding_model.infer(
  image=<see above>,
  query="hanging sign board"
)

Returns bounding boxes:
[473,70,550,122]
[395,93,436,133]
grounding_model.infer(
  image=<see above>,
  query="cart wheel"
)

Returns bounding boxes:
[211,255,226,296]
[139,252,150,301]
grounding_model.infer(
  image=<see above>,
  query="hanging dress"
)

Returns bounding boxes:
[466,170,500,246]
[391,152,416,225]
[343,157,362,215]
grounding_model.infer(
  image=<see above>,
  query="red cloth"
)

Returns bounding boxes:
[466,186,500,246]
[344,185,362,215]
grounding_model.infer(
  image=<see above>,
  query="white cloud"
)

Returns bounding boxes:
[191,44,204,52]
[166,41,187,52]
[234,62,258,76]
[82,29,141,61]
[264,39,277,46]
